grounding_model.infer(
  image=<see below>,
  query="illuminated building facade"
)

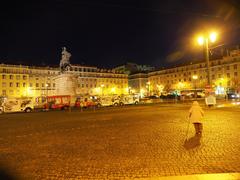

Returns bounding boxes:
[148,49,240,95]
[0,64,128,98]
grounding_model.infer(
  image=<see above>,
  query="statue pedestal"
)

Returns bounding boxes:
[54,73,77,96]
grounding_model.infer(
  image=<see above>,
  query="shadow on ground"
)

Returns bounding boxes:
[183,134,202,150]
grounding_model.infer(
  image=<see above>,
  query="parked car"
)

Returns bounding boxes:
[227,93,240,99]
[75,96,98,108]
[95,96,119,107]
[160,94,180,99]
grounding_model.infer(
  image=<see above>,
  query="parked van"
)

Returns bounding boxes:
[119,95,139,105]
[0,97,34,114]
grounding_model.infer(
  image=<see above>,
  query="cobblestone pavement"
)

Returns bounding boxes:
[0,104,240,179]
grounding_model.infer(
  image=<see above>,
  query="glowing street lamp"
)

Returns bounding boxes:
[197,31,218,86]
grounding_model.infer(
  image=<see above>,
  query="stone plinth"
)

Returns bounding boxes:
[54,73,77,96]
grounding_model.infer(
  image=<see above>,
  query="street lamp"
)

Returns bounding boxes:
[197,32,217,86]
[192,75,198,99]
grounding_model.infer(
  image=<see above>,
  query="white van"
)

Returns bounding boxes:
[119,95,139,105]
[0,97,34,114]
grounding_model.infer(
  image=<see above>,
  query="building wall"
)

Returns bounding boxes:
[0,64,128,98]
[128,73,148,96]
[148,49,240,95]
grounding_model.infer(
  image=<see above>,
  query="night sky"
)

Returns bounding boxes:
[1,0,240,68]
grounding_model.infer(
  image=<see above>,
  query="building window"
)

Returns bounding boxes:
[212,75,215,79]
[226,66,230,70]
[227,81,231,86]
[82,84,84,88]
[42,83,45,87]
[234,64,238,69]
[234,72,238,76]
[53,83,55,87]
[23,83,26,87]
[227,73,230,78]
[16,75,20,80]
[9,90,14,95]
[16,83,20,87]
[36,83,39,87]
[9,75,13,79]
[2,82,6,87]
[2,90,6,96]
[30,83,33,87]
[23,75,27,80]
[9,82,13,87]
[2,75,6,79]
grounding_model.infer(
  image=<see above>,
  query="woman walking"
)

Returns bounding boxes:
[189,101,204,135]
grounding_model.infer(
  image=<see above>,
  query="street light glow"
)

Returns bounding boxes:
[197,36,204,45]
[192,75,198,80]
[209,32,217,43]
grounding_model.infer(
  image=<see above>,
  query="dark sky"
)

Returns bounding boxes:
[1,0,240,68]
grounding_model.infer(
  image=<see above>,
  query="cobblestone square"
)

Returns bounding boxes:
[0,104,240,179]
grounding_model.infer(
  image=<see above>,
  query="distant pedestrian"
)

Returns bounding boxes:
[189,101,204,135]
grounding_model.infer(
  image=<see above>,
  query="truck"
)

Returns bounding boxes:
[43,95,71,110]
[0,97,34,114]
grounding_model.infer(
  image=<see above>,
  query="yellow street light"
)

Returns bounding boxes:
[197,36,204,45]
[192,75,198,80]
[209,32,217,43]
[111,87,116,94]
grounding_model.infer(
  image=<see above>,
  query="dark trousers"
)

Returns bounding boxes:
[193,123,203,134]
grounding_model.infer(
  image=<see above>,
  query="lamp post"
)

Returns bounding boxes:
[197,32,217,87]
[192,75,198,99]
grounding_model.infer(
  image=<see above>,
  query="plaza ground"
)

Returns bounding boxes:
[0,103,240,179]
